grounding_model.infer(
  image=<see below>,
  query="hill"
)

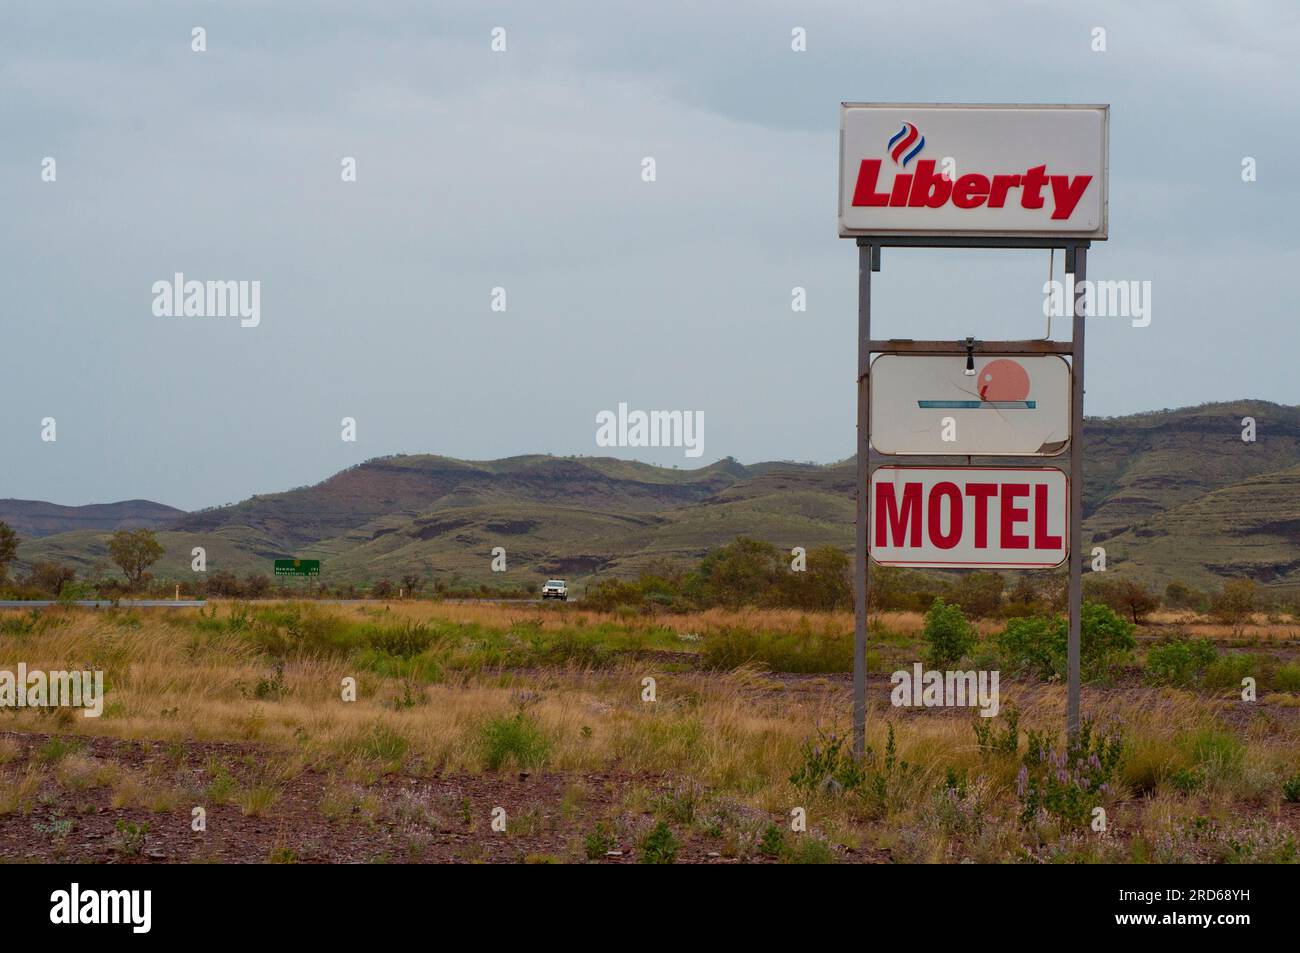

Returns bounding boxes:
[0,499,183,539]
[10,400,1300,595]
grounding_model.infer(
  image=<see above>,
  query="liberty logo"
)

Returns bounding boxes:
[888,122,925,167]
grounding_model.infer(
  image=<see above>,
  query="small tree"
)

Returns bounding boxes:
[1112,579,1159,625]
[400,573,423,595]
[805,546,852,611]
[1211,579,1256,630]
[1008,574,1039,606]
[372,578,395,599]
[108,529,164,591]
[1002,573,1047,618]
[781,546,852,611]
[1041,572,1069,613]
[949,572,1005,618]
[23,562,76,597]
[688,537,781,607]
[244,573,272,598]
[1164,580,1203,611]
[207,571,243,597]
[923,598,976,668]
[869,565,906,612]
[0,521,18,584]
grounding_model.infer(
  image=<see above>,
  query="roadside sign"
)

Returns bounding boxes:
[869,466,1068,569]
[843,101,1106,751]
[274,559,320,577]
[870,354,1070,455]
[839,103,1108,239]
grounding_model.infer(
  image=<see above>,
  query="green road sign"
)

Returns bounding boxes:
[274,559,320,577]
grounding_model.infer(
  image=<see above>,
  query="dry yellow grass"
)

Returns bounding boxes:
[200,598,1295,642]
[2,602,1297,862]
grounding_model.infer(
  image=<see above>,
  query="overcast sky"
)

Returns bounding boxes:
[2,1,1297,510]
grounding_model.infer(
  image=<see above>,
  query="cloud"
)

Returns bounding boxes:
[0,0,1295,508]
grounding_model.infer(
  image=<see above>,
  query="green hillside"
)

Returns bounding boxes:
[1100,462,1300,592]
[11,401,1300,595]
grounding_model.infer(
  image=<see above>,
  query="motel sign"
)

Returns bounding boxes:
[869,467,1068,569]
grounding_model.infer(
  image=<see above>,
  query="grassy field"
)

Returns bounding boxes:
[0,600,1297,863]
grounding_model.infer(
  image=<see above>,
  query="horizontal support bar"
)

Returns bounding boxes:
[869,339,1074,355]
[854,236,1092,250]
[864,454,1070,472]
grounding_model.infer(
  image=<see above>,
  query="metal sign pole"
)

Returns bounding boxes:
[840,104,1105,751]
[1066,245,1087,738]
[853,241,1088,752]
[854,243,875,760]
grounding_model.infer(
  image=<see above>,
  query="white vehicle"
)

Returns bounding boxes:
[541,579,568,601]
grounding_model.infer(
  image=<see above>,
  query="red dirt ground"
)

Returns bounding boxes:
[0,731,885,864]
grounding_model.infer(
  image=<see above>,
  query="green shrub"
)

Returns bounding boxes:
[778,546,853,611]
[1271,663,1300,693]
[996,615,1057,677]
[36,736,84,763]
[638,821,679,864]
[1169,767,1203,794]
[1203,654,1271,693]
[364,621,436,658]
[1210,579,1256,627]
[585,821,615,860]
[789,729,864,794]
[1180,728,1244,783]
[780,837,836,864]
[1077,602,1138,679]
[113,820,150,856]
[0,610,40,636]
[1018,719,1123,829]
[1165,580,1208,612]
[531,628,614,667]
[973,708,1020,757]
[701,625,851,673]
[359,723,409,772]
[357,647,445,683]
[946,573,1004,619]
[923,598,976,667]
[1145,635,1217,687]
[789,723,920,818]
[759,823,785,857]
[943,766,970,798]
[479,711,550,771]
[1000,600,1044,619]
[57,579,97,603]
[244,605,355,658]
[582,578,647,612]
[859,724,917,819]
[1283,774,1300,803]
[995,602,1135,681]
[251,661,288,700]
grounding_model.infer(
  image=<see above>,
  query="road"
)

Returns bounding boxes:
[0,600,209,609]
[0,598,574,609]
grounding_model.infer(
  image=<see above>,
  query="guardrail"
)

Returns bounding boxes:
[0,600,209,609]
